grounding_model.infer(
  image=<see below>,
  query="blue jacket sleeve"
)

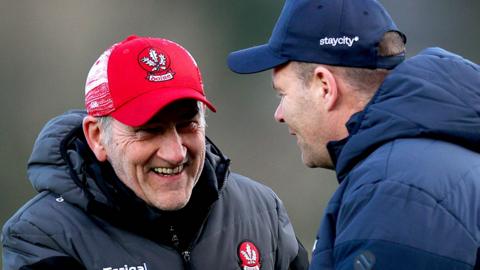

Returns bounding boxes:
[331,181,476,270]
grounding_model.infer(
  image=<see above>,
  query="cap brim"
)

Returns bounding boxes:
[110,88,216,127]
[227,44,289,74]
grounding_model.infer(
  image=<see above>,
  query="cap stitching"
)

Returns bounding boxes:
[339,0,347,65]
[279,0,297,57]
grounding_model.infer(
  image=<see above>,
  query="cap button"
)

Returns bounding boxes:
[125,35,139,42]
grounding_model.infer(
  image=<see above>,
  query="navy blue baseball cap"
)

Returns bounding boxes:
[227,0,406,74]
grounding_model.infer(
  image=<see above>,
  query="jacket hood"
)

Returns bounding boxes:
[27,110,96,209]
[27,110,230,212]
[329,48,480,181]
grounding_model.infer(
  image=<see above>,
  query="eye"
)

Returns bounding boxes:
[134,126,165,139]
[177,120,200,133]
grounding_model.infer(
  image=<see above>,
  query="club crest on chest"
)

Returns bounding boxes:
[238,241,261,270]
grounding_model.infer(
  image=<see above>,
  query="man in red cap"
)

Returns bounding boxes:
[2,35,308,270]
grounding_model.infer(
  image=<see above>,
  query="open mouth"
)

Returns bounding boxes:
[152,164,184,176]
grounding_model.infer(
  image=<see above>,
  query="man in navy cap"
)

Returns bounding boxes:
[228,0,480,269]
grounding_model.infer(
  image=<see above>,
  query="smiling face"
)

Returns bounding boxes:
[272,63,338,169]
[88,100,206,211]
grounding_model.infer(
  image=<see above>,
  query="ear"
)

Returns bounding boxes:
[310,65,338,111]
[82,115,108,162]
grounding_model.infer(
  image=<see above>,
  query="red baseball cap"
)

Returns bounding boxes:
[85,35,216,127]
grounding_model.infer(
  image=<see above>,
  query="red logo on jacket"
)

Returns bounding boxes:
[238,241,261,270]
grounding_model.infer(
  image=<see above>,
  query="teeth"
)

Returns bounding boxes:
[153,164,183,175]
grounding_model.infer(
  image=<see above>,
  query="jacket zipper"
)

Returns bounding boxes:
[170,226,191,269]
[168,161,230,269]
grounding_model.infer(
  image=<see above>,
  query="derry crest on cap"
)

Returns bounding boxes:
[138,47,175,82]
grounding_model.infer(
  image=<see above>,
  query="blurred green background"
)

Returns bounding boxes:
[1,0,479,266]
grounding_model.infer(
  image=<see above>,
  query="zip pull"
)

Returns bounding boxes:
[169,225,180,249]
[182,251,191,263]
[170,225,191,268]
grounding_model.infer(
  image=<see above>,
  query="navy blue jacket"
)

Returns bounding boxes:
[310,48,480,270]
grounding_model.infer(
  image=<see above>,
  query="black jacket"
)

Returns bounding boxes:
[2,110,308,270]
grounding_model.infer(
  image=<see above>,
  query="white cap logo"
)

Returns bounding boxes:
[319,36,360,47]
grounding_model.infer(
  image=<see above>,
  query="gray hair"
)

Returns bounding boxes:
[96,116,114,146]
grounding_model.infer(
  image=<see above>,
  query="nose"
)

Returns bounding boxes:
[155,127,187,165]
[274,101,285,123]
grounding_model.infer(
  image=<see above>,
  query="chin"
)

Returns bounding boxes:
[302,153,334,170]
[156,201,189,211]
[303,159,320,168]
[153,194,191,211]
[301,153,317,168]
